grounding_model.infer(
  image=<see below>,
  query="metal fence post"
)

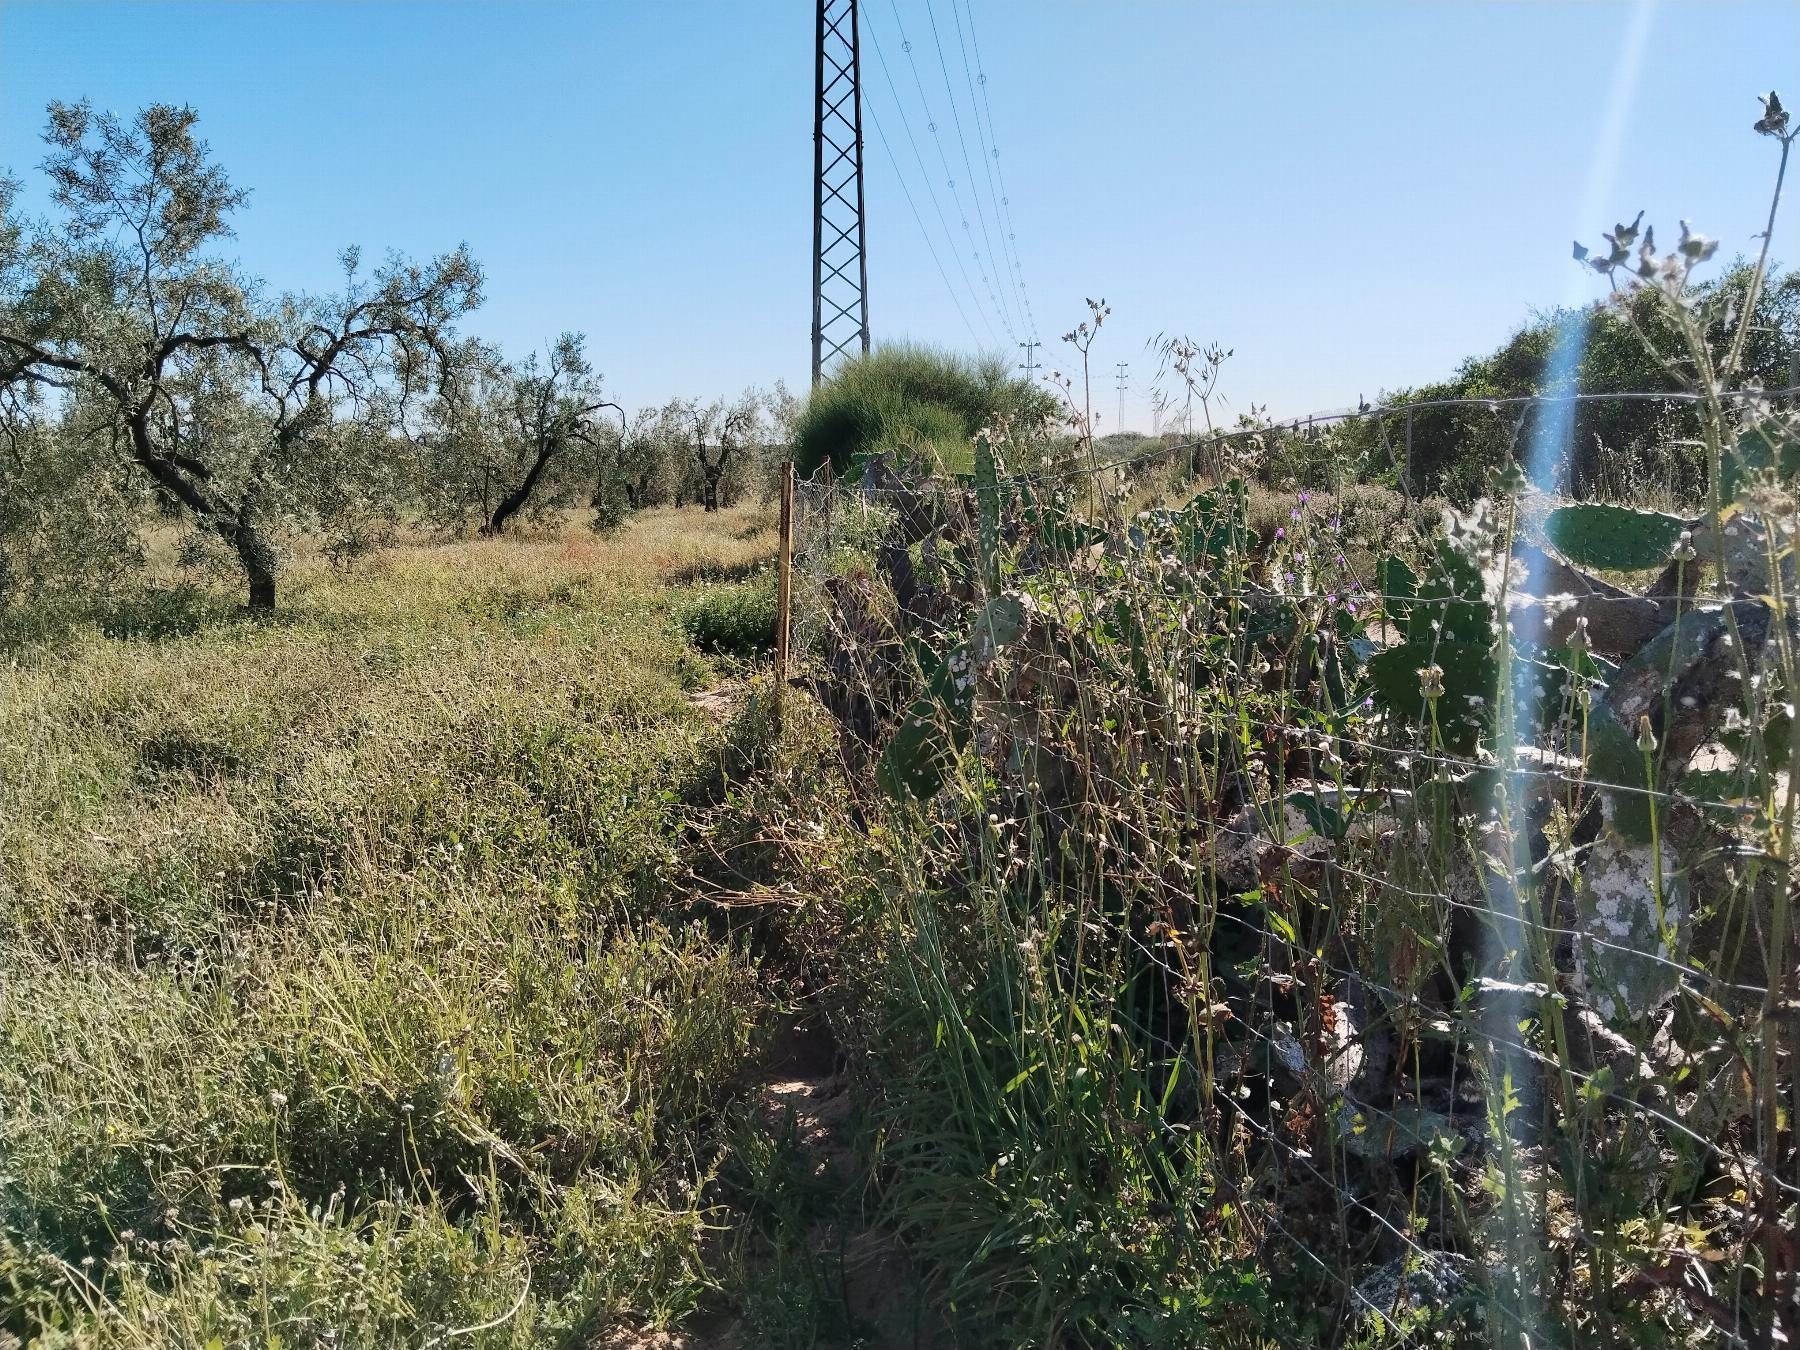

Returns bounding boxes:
[1402,406,1415,501]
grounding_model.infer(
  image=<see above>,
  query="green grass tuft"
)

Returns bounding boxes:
[675,575,777,658]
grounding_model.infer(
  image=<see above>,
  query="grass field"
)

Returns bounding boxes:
[0,505,878,1348]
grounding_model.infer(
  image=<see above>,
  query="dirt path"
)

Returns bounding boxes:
[600,1016,942,1349]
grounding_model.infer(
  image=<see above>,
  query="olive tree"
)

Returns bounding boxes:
[0,101,481,608]
[587,405,671,532]
[666,390,768,511]
[418,334,622,536]
[482,335,620,535]
[612,406,672,510]
[0,404,147,613]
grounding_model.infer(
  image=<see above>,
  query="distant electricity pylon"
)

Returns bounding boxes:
[812,0,870,386]
[1018,338,1041,381]
[1115,361,1129,434]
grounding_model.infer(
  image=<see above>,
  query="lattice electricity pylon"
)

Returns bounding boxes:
[811,0,869,386]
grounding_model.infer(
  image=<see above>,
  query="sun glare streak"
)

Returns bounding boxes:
[1484,1,1656,1339]
[1523,0,1657,493]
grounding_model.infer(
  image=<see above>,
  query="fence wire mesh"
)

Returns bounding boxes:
[786,389,1799,1345]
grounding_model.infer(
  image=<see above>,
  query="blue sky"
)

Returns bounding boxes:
[1,1,1794,429]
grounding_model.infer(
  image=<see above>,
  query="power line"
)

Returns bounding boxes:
[877,0,1016,347]
[948,0,1036,342]
[920,0,1019,342]
[1115,361,1129,433]
[863,99,985,349]
[963,6,1036,342]
[861,9,997,348]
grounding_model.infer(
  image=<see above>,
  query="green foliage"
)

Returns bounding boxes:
[875,594,1026,801]
[1366,536,1498,754]
[0,415,146,615]
[790,343,1055,478]
[1165,477,1252,562]
[675,574,777,657]
[1327,265,1800,503]
[1722,416,1800,499]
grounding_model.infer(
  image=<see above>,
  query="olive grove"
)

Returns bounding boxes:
[0,102,484,609]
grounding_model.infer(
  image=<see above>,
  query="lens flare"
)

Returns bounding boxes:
[1483,1,1656,1338]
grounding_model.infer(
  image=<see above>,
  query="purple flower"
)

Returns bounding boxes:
[1290,508,1301,522]
[1298,492,1311,505]
[1275,527,1285,539]
[1326,593,1338,605]
[1283,571,1296,584]
[1329,517,1341,531]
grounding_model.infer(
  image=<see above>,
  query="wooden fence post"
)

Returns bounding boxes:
[775,460,795,717]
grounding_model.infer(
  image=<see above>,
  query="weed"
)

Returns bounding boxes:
[676,575,778,659]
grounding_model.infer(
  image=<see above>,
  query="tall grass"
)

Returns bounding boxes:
[0,509,779,1345]
[789,342,1050,478]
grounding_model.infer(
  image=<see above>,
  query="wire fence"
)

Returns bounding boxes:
[785,388,1799,1345]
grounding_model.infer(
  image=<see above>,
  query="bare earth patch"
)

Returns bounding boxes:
[687,680,746,722]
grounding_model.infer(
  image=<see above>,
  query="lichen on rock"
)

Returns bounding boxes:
[1573,814,1687,1024]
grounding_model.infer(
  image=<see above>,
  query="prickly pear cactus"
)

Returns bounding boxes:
[1574,828,1687,1023]
[1543,503,1690,572]
[1367,532,1497,755]
[876,592,1028,801]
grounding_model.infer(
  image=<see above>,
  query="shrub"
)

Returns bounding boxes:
[676,576,777,657]
[1245,482,1447,580]
[790,343,1055,478]
[1325,264,1800,503]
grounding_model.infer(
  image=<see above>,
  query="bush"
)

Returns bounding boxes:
[676,576,777,657]
[1325,264,1800,503]
[790,343,1055,478]
[1245,482,1447,580]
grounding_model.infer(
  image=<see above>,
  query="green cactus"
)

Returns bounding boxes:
[1170,478,1250,564]
[1720,419,1800,500]
[1542,503,1690,572]
[1367,543,1498,755]
[1020,482,1107,557]
[877,593,1028,801]
[974,432,1001,594]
